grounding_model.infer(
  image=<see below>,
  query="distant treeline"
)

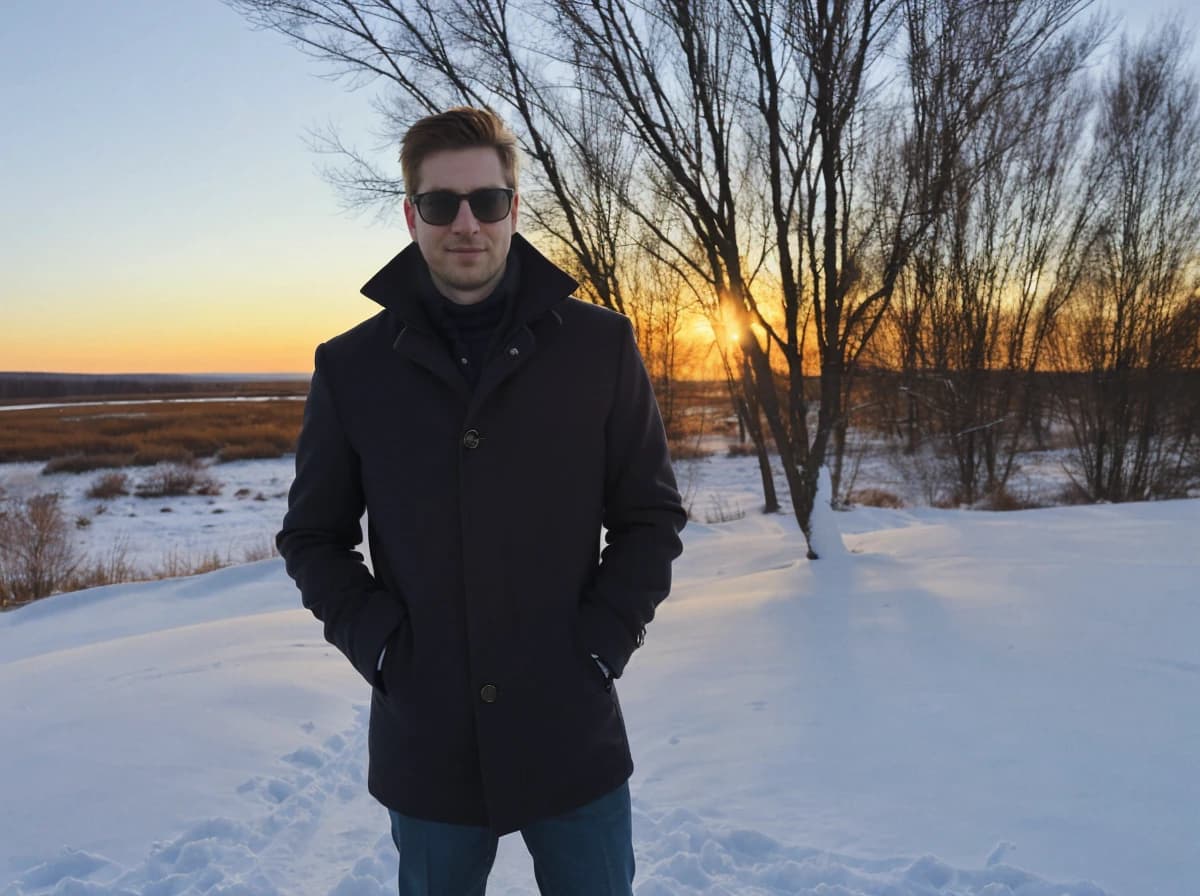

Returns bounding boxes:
[0,372,309,403]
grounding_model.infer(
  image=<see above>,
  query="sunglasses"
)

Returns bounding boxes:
[410,188,515,226]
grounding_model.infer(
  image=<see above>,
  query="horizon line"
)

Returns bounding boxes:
[0,371,311,379]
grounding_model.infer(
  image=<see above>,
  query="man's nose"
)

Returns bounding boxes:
[449,197,481,233]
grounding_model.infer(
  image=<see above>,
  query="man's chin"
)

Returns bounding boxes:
[432,265,504,300]
[444,274,495,292]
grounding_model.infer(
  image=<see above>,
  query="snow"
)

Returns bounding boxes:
[2,454,1198,895]
[0,459,291,571]
[804,466,847,558]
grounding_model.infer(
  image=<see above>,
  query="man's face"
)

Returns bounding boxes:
[404,146,519,305]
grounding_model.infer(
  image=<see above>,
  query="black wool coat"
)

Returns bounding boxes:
[277,234,686,834]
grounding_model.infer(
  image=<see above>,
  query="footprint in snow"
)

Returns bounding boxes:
[628,805,1110,896]
[282,746,326,769]
[7,848,116,892]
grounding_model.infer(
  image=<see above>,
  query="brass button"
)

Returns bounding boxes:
[480,684,498,703]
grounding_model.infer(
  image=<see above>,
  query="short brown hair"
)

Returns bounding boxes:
[400,106,519,194]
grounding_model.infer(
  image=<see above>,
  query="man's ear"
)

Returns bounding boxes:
[404,197,417,239]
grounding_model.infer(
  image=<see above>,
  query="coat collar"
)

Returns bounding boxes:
[360,232,578,333]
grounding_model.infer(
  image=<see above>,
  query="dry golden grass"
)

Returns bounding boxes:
[0,505,284,608]
[134,464,222,498]
[975,485,1042,511]
[0,392,298,605]
[668,438,716,460]
[726,441,759,457]
[152,548,228,580]
[0,399,304,470]
[85,471,130,499]
[847,487,906,508]
[43,453,133,474]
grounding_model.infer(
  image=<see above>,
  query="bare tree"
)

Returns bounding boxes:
[793,0,1102,531]
[622,250,705,433]
[713,330,782,513]
[1055,23,1200,501]
[230,0,710,467]
[230,0,1103,555]
[886,39,1099,505]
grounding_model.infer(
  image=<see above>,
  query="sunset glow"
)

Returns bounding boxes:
[2,1,1190,376]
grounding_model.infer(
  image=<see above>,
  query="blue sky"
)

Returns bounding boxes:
[2,0,399,372]
[1,0,1195,373]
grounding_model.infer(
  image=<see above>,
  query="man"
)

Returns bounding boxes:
[277,106,686,895]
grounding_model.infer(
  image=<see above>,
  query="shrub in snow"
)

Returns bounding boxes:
[0,492,80,606]
[135,465,221,499]
[86,471,129,499]
[669,438,716,460]
[704,494,745,523]
[846,487,905,508]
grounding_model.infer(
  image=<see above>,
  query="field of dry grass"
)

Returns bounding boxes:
[0,385,309,604]
[0,399,305,471]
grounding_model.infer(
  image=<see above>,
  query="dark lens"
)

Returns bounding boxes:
[467,189,512,223]
[416,191,461,226]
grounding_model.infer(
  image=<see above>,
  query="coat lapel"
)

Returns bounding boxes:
[362,233,578,411]
[391,325,472,404]
[469,324,537,416]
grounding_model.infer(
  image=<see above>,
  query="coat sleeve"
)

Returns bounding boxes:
[276,344,406,686]
[577,318,687,678]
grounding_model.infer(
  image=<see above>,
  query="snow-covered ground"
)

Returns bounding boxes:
[1,454,1197,895]
[0,459,293,572]
[0,436,1087,576]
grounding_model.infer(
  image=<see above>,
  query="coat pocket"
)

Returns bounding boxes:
[377,620,414,699]
[572,620,614,694]
[587,652,614,693]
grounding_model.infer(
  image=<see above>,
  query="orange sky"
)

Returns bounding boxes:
[4,1,1190,375]
[1,1,404,375]
[2,253,405,375]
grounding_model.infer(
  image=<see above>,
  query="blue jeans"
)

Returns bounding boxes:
[388,781,635,896]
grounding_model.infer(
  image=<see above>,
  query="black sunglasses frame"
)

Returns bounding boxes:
[410,188,515,226]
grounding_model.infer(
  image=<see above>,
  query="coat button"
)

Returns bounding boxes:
[508,346,519,357]
[462,429,481,449]
[480,684,498,703]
